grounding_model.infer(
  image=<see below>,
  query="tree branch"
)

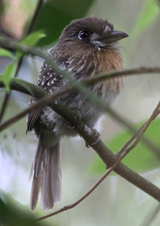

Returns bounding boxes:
[84,67,160,85]
[36,148,133,220]
[36,101,160,221]
[24,0,43,36]
[0,78,160,206]
[115,101,160,158]
[0,74,159,157]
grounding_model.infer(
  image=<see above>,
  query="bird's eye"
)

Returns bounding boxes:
[78,30,90,40]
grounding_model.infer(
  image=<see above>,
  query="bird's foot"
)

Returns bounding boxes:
[85,129,100,148]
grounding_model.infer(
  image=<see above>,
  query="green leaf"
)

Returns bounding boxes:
[32,0,94,46]
[88,118,160,175]
[132,0,159,38]
[20,30,46,47]
[0,62,17,92]
[0,192,49,226]
[0,48,15,60]
[16,50,23,59]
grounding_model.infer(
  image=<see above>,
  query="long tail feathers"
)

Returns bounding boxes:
[41,143,61,211]
[30,174,41,210]
[30,135,61,211]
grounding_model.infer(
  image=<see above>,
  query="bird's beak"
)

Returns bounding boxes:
[91,31,128,48]
[105,31,129,43]
[95,31,128,45]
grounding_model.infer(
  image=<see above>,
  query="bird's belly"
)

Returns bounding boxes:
[39,78,123,139]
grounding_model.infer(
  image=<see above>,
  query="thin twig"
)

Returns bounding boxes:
[36,101,160,221]
[115,101,160,158]
[0,72,160,157]
[24,0,43,36]
[0,57,22,123]
[0,78,159,158]
[140,204,160,226]
[84,67,160,86]
[35,145,136,221]
[0,0,43,123]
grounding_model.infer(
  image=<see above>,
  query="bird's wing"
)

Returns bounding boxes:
[26,101,44,132]
[26,61,64,132]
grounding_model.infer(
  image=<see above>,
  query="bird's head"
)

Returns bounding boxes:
[58,17,128,51]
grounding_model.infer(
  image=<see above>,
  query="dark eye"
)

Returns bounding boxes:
[78,30,90,40]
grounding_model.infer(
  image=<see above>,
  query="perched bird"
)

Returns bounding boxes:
[27,17,128,211]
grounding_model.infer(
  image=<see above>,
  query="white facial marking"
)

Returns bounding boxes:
[90,33,105,48]
[104,24,112,32]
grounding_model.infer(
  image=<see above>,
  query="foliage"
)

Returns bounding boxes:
[0,30,46,92]
[132,0,159,38]
[0,192,50,226]
[89,118,160,174]
[33,0,94,46]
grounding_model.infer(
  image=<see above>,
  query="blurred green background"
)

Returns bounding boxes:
[0,0,160,225]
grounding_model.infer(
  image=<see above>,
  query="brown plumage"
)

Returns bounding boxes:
[27,17,128,211]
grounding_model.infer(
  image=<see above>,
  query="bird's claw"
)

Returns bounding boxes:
[85,129,100,148]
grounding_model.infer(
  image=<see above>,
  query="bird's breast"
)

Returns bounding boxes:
[66,47,125,102]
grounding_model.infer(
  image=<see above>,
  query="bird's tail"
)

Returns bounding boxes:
[30,134,61,211]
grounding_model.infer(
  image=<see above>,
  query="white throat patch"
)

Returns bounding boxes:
[90,33,105,49]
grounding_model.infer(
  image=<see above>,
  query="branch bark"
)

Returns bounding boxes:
[0,78,160,206]
[36,101,160,221]
[0,75,159,157]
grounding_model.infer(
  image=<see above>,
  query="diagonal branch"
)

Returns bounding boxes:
[36,149,131,221]
[0,79,160,205]
[115,101,160,158]
[0,57,22,122]
[84,67,160,86]
[36,101,160,221]
[0,76,159,156]
[24,0,43,36]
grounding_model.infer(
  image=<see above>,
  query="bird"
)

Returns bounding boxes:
[27,17,128,211]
